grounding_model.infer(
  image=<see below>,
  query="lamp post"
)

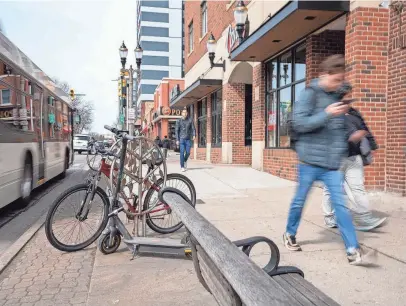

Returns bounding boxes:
[234,1,248,44]
[206,33,226,71]
[118,41,143,135]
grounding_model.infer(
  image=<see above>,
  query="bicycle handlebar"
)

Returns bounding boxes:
[104,125,118,134]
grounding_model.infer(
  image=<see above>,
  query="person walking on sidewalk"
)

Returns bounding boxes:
[323,107,387,231]
[161,135,171,159]
[154,136,162,148]
[283,55,374,265]
[175,108,195,172]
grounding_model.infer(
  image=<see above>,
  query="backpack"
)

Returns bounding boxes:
[287,87,317,151]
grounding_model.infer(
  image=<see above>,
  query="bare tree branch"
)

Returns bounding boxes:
[53,78,94,134]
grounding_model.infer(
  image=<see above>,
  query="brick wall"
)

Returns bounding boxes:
[211,148,222,163]
[223,83,251,164]
[263,149,297,180]
[306,30,346,84]
[345,7,389,190]
[387,5,406,193]
[184,1,251,73]
[252,64,266,142]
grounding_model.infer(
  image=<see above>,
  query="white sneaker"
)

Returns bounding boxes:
[181,168,185,172]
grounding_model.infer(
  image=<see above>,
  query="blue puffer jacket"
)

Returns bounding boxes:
[293,79,348,170]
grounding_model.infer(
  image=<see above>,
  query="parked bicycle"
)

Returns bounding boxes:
[45,126,196,254]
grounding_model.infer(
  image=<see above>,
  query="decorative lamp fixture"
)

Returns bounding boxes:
[206,33,225,71]
[134,43,143,69]
[119,41,128,68]
[234,0,248,44]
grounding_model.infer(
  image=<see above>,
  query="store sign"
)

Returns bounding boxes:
[128,108,135,120]
[161,106,182,116]
[226,25,239,55]
[0,107,14,119]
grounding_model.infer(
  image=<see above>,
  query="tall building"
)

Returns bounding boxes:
[136,0,183,106]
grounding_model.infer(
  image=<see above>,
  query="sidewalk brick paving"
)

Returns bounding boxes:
[0,229,95,306]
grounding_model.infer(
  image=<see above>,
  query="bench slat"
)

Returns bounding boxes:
[273,275,316,306]
[197,246,242,306]
[280,274,340,306]
[162,192,302,306]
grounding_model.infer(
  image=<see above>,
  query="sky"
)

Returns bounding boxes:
[0,0,138,133]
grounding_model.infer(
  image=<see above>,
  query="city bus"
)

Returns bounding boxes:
[0,31,75,208]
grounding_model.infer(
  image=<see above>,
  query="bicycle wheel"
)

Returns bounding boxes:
[45,183,109,252]
[86,151,103,172]
[144,173,196,234]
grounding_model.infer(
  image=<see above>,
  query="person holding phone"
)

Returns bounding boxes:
[175,108,195,172]
[283,55,375,265]
[322,107,386,231]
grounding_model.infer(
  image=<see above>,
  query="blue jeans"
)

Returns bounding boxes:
[286,164,359,252]
[179,139,191,168]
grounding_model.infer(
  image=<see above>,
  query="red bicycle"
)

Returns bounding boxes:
[45,133,196,253]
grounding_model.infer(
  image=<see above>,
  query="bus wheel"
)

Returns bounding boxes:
[59,152,69,179]
[19,157,33,207]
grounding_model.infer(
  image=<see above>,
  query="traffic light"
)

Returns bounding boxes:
[69,89,75,101]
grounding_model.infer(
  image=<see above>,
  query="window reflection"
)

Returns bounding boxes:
[279,87,291,148]
[279,53,292,86]
[295,44,306,81]
[265,42,307,148]
[266,92,277,147]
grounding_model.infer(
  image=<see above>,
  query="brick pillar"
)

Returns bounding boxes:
[387,6,406,194]
[251,63,266,170]
[306,30,345,85]
[222,83,250,164]
[345,7,389,190]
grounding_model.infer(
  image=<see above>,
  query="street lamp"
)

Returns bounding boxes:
[118,41,143,135]
[234,1,248,44]
[134,43,143,70]
[206,33,225,71]
[119,41,128,69]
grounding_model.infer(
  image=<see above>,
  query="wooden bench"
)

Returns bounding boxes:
[158,187,340,306]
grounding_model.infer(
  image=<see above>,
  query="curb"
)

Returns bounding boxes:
[0,215,46,274]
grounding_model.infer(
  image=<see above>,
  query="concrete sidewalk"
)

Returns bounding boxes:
[87,156,406,306]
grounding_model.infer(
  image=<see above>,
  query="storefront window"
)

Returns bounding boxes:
[211,89,222,147]
[266,42,306,148]
[197,98,206,147]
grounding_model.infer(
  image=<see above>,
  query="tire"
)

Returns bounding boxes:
[59,152,69,179]
[97,233,121,255]
[45,184,109,252]
[18,156,33,207]
[144,173,196,234]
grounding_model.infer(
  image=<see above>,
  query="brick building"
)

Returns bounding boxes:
[170,0,406,194]
[150,78,184,142]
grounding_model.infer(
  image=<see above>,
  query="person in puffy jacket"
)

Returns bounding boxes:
[322,107,386,231]
[283,55,375,265]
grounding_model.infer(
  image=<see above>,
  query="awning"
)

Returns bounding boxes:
[170,78,222,108]
[231,1,349,62]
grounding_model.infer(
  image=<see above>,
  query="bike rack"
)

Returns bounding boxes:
[99,135,191,259]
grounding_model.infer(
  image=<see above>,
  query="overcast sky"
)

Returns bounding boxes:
[0,0,138,133]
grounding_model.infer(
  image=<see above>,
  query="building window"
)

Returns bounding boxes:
[201,1,208,37]
[197,99,207,147]
[266,43,306,148]
[0,89,11,105]
[188,21,194,53]
[211,89,222,146]
[245,84,252,146]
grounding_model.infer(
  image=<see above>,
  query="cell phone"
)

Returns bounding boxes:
[342,99,355,104]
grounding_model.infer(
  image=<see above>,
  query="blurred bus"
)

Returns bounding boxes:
[0,31,75,208]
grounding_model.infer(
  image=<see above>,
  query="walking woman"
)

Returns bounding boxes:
[322,107,387,231]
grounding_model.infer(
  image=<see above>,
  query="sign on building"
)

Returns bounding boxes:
[128,108,135,120]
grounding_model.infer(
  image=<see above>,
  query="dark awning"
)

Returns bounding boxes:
[170,78,222,108]
[231,1,349,62]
